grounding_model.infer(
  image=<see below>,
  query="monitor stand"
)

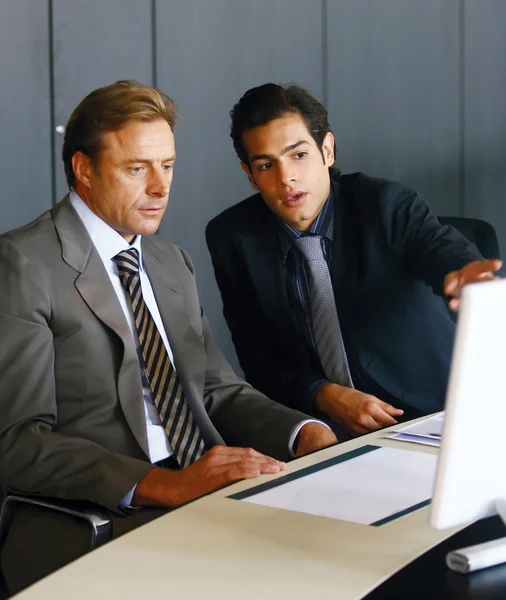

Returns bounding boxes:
[446,499,506,574]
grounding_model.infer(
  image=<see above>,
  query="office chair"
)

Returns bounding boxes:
[438,216,500,260]
[0,490,112,598]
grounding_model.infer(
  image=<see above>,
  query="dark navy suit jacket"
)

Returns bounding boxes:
[206,173,482,416]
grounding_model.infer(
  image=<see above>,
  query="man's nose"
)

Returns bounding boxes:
[278,162,297,186]
[147,168,170,196]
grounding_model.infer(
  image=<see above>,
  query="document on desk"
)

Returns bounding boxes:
[230,446,437,526]
[386,412,444,447]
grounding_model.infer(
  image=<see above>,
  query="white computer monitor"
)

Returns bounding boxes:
[430,277,506,530]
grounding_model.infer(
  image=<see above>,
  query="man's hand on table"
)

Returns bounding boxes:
[132,445,286,508]
[315,382,404,435]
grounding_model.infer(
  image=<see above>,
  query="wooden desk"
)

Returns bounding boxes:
[13,425,474,600]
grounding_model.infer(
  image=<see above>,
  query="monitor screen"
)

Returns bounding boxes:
[430,278,506,530]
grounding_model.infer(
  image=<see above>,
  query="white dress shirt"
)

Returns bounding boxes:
[70,192,173,464]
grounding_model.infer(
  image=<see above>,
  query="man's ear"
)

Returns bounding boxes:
[240,161,258,191]
[321,132,335,167]
[72,151,94,189]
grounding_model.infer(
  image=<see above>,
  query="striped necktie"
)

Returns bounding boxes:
[294,235,354,388]
[114,248,205,468]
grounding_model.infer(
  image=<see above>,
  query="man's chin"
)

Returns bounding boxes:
[138,223,162,236]
[120,221,163,240]
[283,211,317,231]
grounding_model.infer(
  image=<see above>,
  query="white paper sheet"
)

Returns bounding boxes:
[241,447,437,525]
[387,412,444,447]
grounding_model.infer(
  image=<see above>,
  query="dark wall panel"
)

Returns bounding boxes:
[464,0,506,255]
[0,0,52,232]
[326,0,461,215]
[155,0,324,367]
[52,0,153,200]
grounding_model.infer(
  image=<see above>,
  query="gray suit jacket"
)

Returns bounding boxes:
[0,197,307,512]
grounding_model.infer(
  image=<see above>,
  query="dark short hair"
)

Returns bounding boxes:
[62,80,178,189]
[230,83,339,174]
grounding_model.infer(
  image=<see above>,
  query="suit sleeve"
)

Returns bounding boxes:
[205,222,324,416]
[177,247,311,461]
[0,237,151,514]
[377,182,484,296]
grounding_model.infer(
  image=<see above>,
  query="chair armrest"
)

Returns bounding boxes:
[0,494,112,549]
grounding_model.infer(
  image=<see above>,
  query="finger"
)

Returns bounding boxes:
[207,445,264,458]
[220,458,284,476]
[379,402,404,417]
[256,460,286,474]
[480,259,502,272]
[444,260,502,296]
[457,260,502,287]
[223,453,286,471]
[353,414,384,433]
[444,271,459,295]
[213,459,282,484]
[474,272,497,282]
[449,297,460,312]
[458,270,495,287]
[208,445,284,465]
[203,464,264,494]
[448,273,497,309]
[369,405,399,427]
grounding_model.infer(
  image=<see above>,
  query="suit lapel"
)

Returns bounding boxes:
[141,238,206,410]
[330,179,360,314]
[52,198,150,457]
[240,216,295,336]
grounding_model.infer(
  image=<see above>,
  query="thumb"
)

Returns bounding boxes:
[444,271,459,294]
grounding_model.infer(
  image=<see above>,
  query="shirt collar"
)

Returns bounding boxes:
[277,190,334,263]
[69,192,144,272]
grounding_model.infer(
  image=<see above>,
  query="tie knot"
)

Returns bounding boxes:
[294,235,323,262]
[114,248,140,276]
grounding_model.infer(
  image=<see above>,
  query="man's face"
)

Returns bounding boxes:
[73,119,176,242]
[241,112,334,231]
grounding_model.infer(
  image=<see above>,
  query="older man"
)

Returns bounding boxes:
[0,80,336,593]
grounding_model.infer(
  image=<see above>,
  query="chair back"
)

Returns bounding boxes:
[438,216,500,259]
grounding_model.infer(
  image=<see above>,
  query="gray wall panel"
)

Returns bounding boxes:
[3,0,506,370]
[464,0,506,255]
[0,0,52,232]
[326,0,461,215]
[52,0,153,200]
[155,0,324,367]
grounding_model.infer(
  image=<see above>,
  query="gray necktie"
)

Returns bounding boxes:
[294,235,354,388]
[114,248,205,468]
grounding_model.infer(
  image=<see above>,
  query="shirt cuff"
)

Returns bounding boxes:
[119,485,137,508]
[288,419,332,458]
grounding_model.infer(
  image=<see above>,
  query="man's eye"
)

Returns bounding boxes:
[131,166,144,174]
[258,162,272,171]
[294,152,308,159]
[163,164,173,172]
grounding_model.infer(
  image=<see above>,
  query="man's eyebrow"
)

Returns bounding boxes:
[249,140,309,162]
[122,154,176,164]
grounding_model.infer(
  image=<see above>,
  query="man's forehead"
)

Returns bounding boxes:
[99,119,175,155]
[243,113,314,157]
